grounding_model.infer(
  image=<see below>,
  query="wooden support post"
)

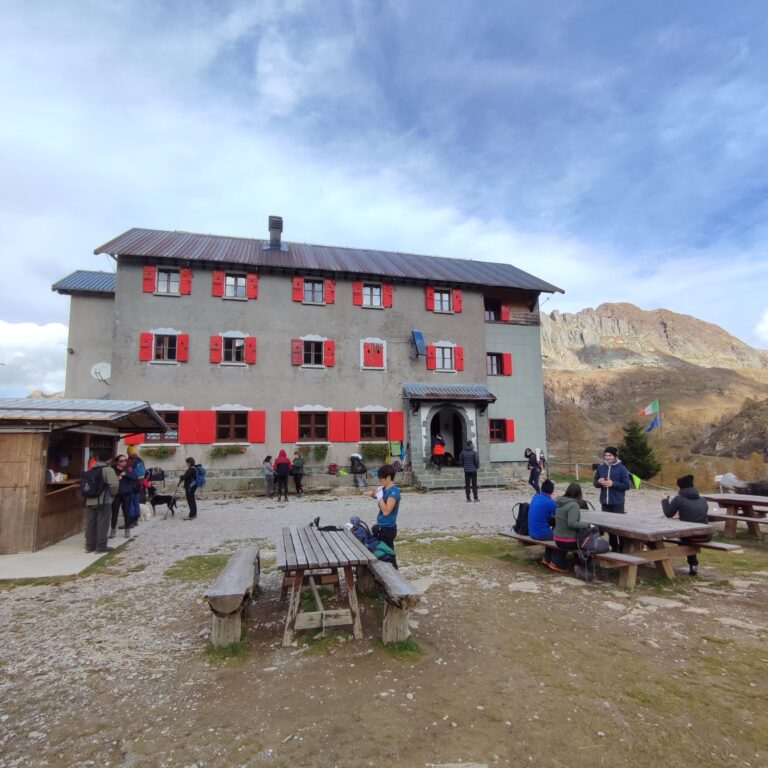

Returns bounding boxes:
[344,566,363,640]
[381,603,411,643]
[282,571,305,647]
[356,565,376,592]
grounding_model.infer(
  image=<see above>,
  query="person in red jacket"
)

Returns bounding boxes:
[273,450,293,501]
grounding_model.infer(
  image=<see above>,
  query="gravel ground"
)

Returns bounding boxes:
[2,484,764,768]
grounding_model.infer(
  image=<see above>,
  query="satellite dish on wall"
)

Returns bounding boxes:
[91,362,111,383]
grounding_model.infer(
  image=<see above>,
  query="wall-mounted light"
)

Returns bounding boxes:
[67,348,74,354]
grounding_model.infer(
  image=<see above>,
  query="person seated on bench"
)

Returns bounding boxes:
[528,479,557,564]
[551,482,591,580]
[662,474,712,576]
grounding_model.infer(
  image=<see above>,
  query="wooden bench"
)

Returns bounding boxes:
[665,538,744,553]
[499,530,647,581]
[204,546,261,646]
[707,513,768,538]
[357,560,422,644]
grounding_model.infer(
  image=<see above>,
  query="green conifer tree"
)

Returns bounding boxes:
[618,420,662,480]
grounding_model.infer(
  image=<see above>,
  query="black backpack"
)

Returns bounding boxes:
[512,502,530,536]
[81,465,107,499]
[578,527,610,556]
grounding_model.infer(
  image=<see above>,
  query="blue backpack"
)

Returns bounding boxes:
[195,464,207,488]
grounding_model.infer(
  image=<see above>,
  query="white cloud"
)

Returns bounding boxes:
[0,321,68,397]
[755,308,768,348]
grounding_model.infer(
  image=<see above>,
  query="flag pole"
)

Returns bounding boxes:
[658,398,662,437]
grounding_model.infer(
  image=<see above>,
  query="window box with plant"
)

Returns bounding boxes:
[209,444,248,459]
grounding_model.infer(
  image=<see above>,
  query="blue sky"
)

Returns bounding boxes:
[1,1,767,395]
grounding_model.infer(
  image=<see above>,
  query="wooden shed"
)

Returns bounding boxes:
[0,399,167,554]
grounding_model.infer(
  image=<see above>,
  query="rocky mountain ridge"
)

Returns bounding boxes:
[541,303,768,371]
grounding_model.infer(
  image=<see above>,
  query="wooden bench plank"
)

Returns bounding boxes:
[309,526,341,568]
[665,538,744,553]
[289,526,310,569]
[498,530,646,565]
[281,527,299,571]
[707,513,768,524]
[205,546,260,615]
[298,526,325,569]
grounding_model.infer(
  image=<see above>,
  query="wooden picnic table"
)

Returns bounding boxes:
[702,493,768,538]
[581,511,714,588]
[276,525,376,646]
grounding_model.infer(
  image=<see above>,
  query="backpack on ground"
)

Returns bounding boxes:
[328,463,339,475]
[578,526,610,556]
[512,502,530,536]
[80,465,107,499]
[148,467,165,482]
[195,464,207,488]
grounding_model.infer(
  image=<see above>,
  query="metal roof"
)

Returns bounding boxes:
[0,399,167,433]
[94,227,563,294]
[52,270,116,295]
[402,383,497,403]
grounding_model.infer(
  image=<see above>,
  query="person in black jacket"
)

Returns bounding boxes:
[662,474,711,576]
[458,440,480,502]
[524,448,540,493]
[181,457,199,520]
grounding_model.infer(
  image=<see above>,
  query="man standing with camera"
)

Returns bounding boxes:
[593,446,631,551]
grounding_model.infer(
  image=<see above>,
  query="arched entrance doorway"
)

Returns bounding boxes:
[429,406,466,465]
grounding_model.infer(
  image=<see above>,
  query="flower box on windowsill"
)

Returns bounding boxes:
[209,444,248,460]
[140,446,177,459]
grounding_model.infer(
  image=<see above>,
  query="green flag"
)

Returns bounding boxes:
[630,472,642,490]
[638,399,660,416]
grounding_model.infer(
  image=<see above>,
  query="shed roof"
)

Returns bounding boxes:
[0,399,167,433]
[94,227,563,294]
[52,270,116,295]
[402,383,497,403]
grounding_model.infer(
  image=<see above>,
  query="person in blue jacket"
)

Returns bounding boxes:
[528,479,557,564]
[369,463,400,550]
[593,445,631,551]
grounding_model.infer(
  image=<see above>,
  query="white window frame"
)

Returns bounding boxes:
[300,333,328,369]
[224,273,247,300]
[360,337,387,370]
[433,289,452,313]
[362,283,383,308]
[156,269,180,296]
[303,279,324,304]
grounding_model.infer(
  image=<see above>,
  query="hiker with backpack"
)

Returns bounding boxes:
[82,450,120,553]
[369,463,400,551]
[528,479,557,565]
[524,448,541,494]
[180,457,199,520]
[126,446,146,528]
[350,453,368,490]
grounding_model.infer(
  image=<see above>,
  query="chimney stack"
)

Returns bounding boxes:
[268,215,283,248]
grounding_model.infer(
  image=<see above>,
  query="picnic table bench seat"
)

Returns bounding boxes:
[357,560,422,644]
[204,546,260,647]
[665,538,744,553]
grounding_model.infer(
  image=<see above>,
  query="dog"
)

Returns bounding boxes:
[147,484,179,519]
[139,502,153,522]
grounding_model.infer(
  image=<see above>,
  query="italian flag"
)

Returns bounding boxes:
[638,399,659,416]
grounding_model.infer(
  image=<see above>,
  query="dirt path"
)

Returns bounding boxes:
[1,489,767,767]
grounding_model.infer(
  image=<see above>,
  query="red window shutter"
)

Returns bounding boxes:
[383,284,393,308]
[212,270,225,297]
[210,335,222,364]
[329,412,346,442]
[500,302,511,322]
[281,411,298,443]
[454,346,464,371]
[502,353,513,376]
[177,333,189,362]
[352,281,363,306]
[124,433,144,445]
[248,410,266,443]
[244,337,257,365]
[324,279,336,304]
[324,340,336,367]
[374,343,384,368]
[197,411,216,443]
[179,268,192,295]
[178,411,198,443]
[389,412,405,442]
[292,277,304,302]
[505,419,516,443]
[139,333,153,361]
[142,266,157,293]
[344,411,360,442]
[291,339,302,365]
[247,273,259,300]
[426,345,436,370]
[363,342,372,367]
[425,285,435,311]
[452,289,463,313]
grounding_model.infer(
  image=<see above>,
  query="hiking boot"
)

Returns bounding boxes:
[95,546,114,553]
[547,561,569,574]
[109,528,116,539]
[689,566,698,577]
[574,565,593,582]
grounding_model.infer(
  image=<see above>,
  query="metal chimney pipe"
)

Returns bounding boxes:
[268,215,283,248]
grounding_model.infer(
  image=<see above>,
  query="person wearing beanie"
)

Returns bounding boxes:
[593,445,632,550]
[528,478,557,563]
[662,474,711,576]
[458,439,480,502]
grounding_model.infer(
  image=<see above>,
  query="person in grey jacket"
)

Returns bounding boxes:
[662,474,712,576]
[84,451,120,553]
[458,440,480,502]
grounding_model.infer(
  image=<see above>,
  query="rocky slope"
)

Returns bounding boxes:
[694,397,768,460]
[541,303,768,371]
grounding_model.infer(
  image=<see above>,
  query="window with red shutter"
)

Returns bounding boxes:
[139,333,153,361]
[324,279,335,304]
[389,412,405,442]
[210,336,223,364]
[502,353,513,376]
[329,412,346,442]
[383,284,393,308]
[281,411,299,442]
[176,334,189,362]
[212,271,225,297]
[505,419,516,442]
[452,289,463,313]
[425,286,435,311]
[142,266,157,293]
[124,433,144,446]
[352,281,363,306]
[244,337,257,365]
[500,302,511,322]
[247,410,266,443]
[246,274,259,300]
[291,339,303,365]
[324,340,336,367]
[344,411,360,442]
[292,277,304,302]
[426,345,437,370]
[363,342,373,367]
[454,346,464,371]
[179,268,192,295]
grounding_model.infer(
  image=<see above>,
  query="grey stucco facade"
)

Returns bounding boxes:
[63,294,114,399]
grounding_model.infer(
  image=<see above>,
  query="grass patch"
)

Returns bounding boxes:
[378,636,424,661]
[126,564,147,573]
[299,587,333,611]
[400,534,510,562]
[164,553,229,581]
[296,630,351,653]
[0,575,76,591]
[205,640,248,663]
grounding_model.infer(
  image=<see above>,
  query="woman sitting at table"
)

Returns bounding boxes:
[662,474,711,576]
[550,482,592,581]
